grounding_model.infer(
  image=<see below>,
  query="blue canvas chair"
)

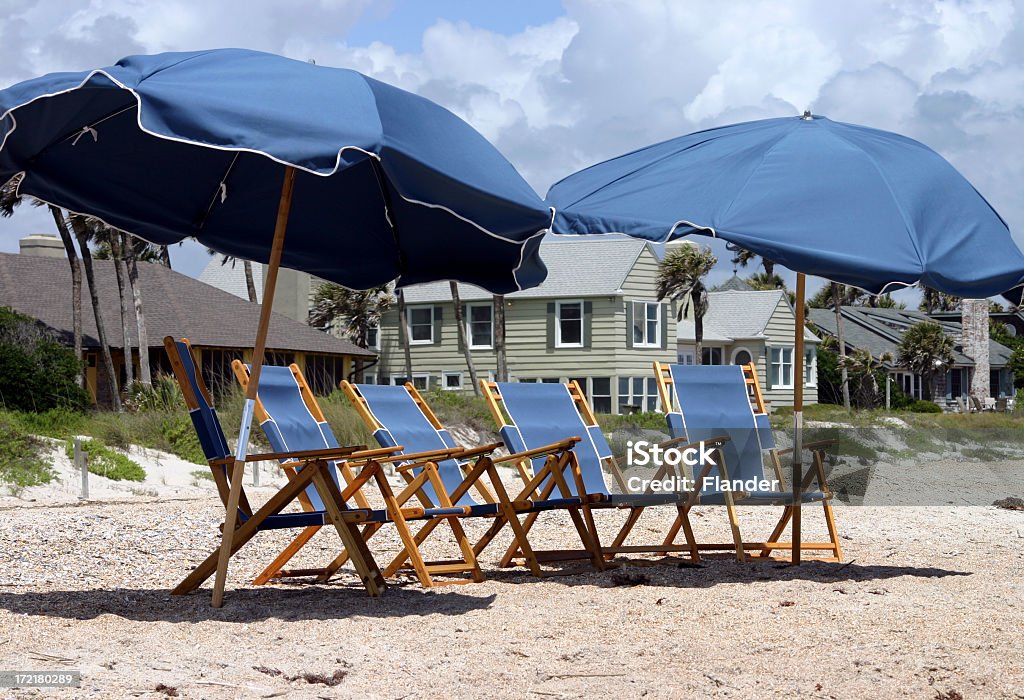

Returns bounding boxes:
[653,362,843,562]
[163,337,387,597]
[482,380,729,565]
[235,362,498,588]
[342,381,606,575]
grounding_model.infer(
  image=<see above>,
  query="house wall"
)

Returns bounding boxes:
[377,248,678,414]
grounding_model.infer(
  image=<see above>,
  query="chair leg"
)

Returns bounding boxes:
[253,525,321,585]
[822,499,843,560]
[317,523,383,582]
[722,492,746,562]
[609,507,645,554]
[760,507,793,559]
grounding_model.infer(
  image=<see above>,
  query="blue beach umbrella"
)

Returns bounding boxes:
[547,112,1023,562]
[0,48,553,605]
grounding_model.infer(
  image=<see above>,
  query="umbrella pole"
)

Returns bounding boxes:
[211,166,297,608]
[791,272,806,565]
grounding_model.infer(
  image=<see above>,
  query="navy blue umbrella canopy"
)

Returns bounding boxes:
[547,114,1023,298]
[0,48,551,293]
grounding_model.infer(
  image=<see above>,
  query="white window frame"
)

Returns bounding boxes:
[631,300,661,348]
[677,348,696,365]
[366,323,380,350]
[702,346,724,365]
[407,305,435,345]
[390,373,430,390]
[769,346,794,389]
[442,371,463,391]
[591,376,613,414]
[555,300,584,348]
[804,347,818,388]
[364,372,377,385]
[731,346,754,366]
[466,302,494,350]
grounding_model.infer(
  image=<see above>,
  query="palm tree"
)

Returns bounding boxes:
[449,282,480,395]
[68,215,122,411]
[395,289,414,384]
[107,231,135,389]
[727,243,775,277]
[309,282,392,382]
[657,243,717,364]
[897,321,954,401]
[124,234,153,387]
[919,287,961,313]
[830,283,852,411]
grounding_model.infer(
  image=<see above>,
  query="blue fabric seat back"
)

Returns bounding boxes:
[668,365,767,493]
[496,382,610,497]
[250,365,343,511]
[175,340,231,462]
[355,384,476,507]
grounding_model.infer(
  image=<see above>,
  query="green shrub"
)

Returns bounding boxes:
[599,411,668,433]
[65,438,146,481]
[0,418,54,493]
[160,413,208,464]
[0,307,91,412]
[124,374,186,412]
[908,400,942,414]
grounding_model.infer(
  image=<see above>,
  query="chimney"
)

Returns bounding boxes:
[961,298,990,401]
[19,234,65,258]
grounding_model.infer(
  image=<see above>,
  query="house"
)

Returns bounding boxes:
[807,306,1014,402]
[0,236,375,405]
[677,288,820,408]
[376,238,677,414]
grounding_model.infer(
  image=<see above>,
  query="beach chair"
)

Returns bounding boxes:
[163,337,387,597]
[234,362,499,587]
[341,380,605,575]
[653,361,843,562]
[481,380,730,565]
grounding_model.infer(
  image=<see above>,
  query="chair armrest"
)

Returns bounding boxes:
[492,437,581,465]
[455,442,503,461]
[775,439,839,457]
[243,445,373,463]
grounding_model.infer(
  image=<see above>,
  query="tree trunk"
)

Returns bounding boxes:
[396,289,413,383]
[158,245,172,269]
[49,206,84,389]
[962,298,990,402]
[109,232,135,390]
[450,282,480,395]
[243,260,258,304]
[693,289,703,365]
[69,216,122,412]
[831,283,852,411]
[763,258,774,277]
[125,235,152,387]
[494,295,508,381]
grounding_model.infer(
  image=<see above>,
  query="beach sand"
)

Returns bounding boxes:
[0,473,1022,699]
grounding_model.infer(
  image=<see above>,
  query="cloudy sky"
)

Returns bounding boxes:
[1,0,1021,295]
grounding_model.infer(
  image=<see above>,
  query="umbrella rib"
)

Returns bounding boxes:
[195,152,241,232]
[368,157,406,276]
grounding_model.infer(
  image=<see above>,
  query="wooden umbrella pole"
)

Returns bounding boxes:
[211,166,297,608]
[792,272,806,565]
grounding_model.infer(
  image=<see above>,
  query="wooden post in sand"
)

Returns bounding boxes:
[75,438,88,500]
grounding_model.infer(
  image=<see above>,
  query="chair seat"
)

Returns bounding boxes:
[698,489,828,506]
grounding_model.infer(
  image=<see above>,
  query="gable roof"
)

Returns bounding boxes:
[677,289,818,342]
[712,274,755,292]
[807,305,1010,368]
[0,253,374,357]
[198,254,264,303]
[401,237,649,303]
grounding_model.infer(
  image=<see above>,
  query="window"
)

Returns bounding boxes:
[569,377,588,395]
[201,348,245,397]
[407,305,434,344]
[769,347,794,388]
[390,373,429,390]
[306,354,346,395]
[804,348,817,387]
[364,372,377,385]
[591,377,612,414]
[556,301,583,347]
[732,348,753,366]
[702,347,723,365]
[467,303,493,349]
[443,371,463,391]
[678,349,695,365]
[631,301,660,347]
[366,323,379,350]
[619,376,661,413]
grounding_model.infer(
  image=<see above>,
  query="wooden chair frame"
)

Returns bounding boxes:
[164,337,386,597]
[654,361,843,562]
[234,361,494,588]
[481,379,732,566]
[342,380,606,576]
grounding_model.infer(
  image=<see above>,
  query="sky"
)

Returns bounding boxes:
[1,0,1022,299]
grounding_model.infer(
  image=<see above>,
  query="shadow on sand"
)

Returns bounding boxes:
[0,583,497,623]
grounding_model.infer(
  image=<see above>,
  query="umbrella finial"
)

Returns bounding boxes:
[801,109,813,120]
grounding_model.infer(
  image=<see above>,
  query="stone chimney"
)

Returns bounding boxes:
[961,298,990,400]
[19,234,65,258]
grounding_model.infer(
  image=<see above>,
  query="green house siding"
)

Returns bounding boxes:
[377,246,677,414]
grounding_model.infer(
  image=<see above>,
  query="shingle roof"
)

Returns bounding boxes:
[807,306,1009,368]
[677,289,818,342]
[401,237,649,303]
[712,274,755,292]
[198,254,264,303]
[0,253,374,357]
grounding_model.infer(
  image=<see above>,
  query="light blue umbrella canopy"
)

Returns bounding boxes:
[547,114,1023,298]
[0,48,551,293]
